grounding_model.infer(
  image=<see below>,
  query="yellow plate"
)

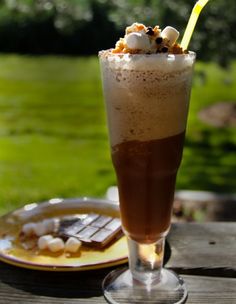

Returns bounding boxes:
[0,198,128,271]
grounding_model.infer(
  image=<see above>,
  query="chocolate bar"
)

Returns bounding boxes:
[59,214,123,248]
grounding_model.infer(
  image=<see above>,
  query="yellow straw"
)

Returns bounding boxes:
[180,0,210,50]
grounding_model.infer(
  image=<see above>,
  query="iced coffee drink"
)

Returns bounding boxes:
[100,22,195,304]
[99,23,195,244]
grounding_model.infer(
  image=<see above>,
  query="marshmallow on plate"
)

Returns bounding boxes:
[22,222,37,236]
[38,235,53,250]
[65,237,82,253]
[34,222,48,236]
[42,218,59,234]
[47,238,65,252]
[22,218,59,237]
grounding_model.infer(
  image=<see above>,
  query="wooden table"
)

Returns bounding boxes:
[0,222,235,303]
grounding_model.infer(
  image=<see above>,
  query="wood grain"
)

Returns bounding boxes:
[184,275,236,304]
[0,261,108,303]
[166,222,236,277]
[0,222,235,303]
[0,264,235,304]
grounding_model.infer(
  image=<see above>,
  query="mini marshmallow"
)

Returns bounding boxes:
[38,235,53,250]
[22,222,37,236]
[65,237,82,253]
[161,26,179,46]
[42,218,59,234]
[34,222,48,237]
[42,219,54,233]
[48,238,65,252]
[125,32,151,50]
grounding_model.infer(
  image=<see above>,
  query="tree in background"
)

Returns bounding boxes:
[110,0,236,67]
[0,0,234,66]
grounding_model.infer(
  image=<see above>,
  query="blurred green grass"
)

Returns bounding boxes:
[0,55,235,215]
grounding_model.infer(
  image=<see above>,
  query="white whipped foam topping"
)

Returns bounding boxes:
[100,53,195,145]
[104,52,195,72]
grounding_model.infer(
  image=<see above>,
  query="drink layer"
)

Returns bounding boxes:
[100,53,195,146]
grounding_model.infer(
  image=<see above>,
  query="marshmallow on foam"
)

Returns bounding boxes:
[125,32,151,51]
[161,26,179,46]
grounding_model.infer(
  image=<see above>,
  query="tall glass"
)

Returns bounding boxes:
[99,51,195,304]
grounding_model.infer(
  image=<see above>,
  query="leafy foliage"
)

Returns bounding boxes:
[0,55,235,214]
[0,0,234,65]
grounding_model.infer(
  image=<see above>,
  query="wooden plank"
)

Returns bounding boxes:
[184,275,236,304]
[0,262,235,304]
[0,223,235,303]
[166,222,236,277]
[0,261,107,303]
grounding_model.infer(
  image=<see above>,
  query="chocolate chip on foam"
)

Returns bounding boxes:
[161,47,169,53]
[146,26,155,36]
[155,37,163,44]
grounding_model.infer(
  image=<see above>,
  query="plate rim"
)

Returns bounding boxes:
[0,197,128,271]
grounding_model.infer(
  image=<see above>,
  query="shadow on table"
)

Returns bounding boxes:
[0,243,171,299]
[0,263,110,298]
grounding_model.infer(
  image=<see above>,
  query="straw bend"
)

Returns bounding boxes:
[180,0,210,50]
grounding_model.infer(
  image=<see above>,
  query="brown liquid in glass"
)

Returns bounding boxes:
[112,131,185,243]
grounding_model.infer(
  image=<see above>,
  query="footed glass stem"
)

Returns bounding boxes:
[103,237,187,304]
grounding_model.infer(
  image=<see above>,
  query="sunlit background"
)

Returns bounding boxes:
[0,0,235,217]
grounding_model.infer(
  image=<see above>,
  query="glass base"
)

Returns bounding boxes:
[103,267,188,304]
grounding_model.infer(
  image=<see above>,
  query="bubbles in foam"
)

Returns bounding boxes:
[100,52,195,72]
[100,52,195,146]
